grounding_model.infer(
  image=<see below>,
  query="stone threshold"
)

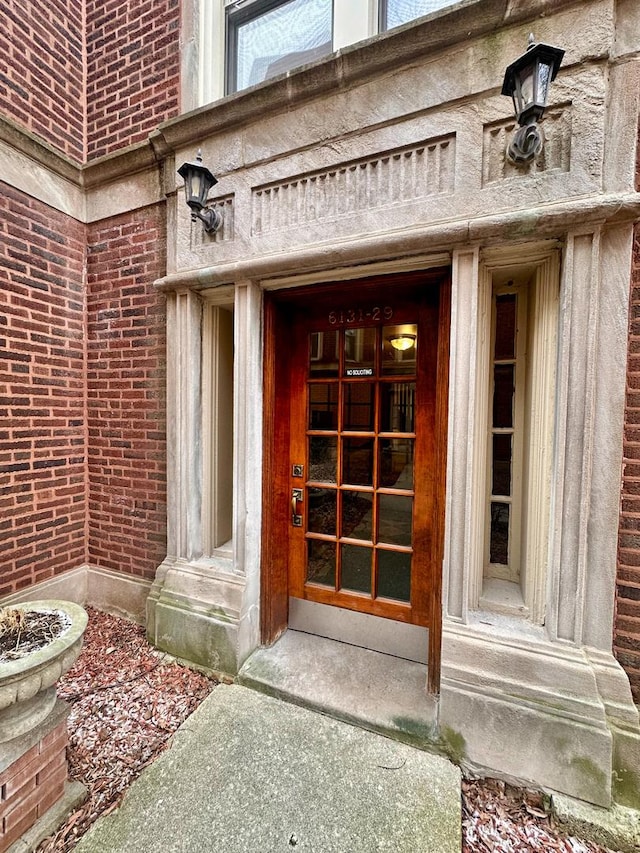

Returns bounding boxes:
[237,628,440,749]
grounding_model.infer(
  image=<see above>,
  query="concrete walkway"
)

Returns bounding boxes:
[74,684,461,853]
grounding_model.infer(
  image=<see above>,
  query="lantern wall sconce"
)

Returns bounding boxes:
[177,150,222,233]
[501,34,564,164]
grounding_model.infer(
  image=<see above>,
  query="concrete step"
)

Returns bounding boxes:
[238,629,439,747]
[74,683,461,853]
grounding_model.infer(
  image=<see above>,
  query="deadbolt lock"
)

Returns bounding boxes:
[292,464,304,478]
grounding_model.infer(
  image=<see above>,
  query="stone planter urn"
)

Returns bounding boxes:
[0,600,88,743]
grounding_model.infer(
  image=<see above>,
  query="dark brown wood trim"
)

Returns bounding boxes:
[427,275,451,695]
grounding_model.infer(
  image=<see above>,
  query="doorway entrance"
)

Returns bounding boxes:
[262,270,450,692]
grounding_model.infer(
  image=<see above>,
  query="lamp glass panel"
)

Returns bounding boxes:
[191,172,201,198]
[232,0,332,93]
[536,59,552,105]
[520,65,535,109]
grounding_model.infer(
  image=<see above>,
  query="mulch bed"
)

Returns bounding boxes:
[35,608,216,852]
[34,608,618,852]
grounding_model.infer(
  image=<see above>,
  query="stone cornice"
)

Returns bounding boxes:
[0,115,82,186]
[154,192,640,291]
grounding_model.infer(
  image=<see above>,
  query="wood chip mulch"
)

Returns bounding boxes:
[33,608,620,852]
[462,777,619,852]
[35,608,217,852]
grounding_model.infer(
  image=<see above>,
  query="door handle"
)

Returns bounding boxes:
[291,488,303,527]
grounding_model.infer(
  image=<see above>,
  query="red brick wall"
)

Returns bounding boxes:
[0,719,68,853]
[86,205,167,580]
[85,0,181,160]
[0,0,84,161]
[0,183,86,597]
[618,223,640,704]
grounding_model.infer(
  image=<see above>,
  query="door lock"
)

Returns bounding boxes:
[291,488,303,527]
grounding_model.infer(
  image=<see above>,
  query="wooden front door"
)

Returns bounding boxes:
[262,271,450,692]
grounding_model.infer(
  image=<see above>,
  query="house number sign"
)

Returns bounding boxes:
[328,306,393,325]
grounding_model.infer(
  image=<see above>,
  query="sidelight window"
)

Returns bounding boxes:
[485,286,527,586]
[477,252,559,623]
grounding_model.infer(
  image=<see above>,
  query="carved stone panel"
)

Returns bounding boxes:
[482,106,572,186]
[251,135,456,235]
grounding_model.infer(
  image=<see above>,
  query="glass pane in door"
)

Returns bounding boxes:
[303,320,418,609]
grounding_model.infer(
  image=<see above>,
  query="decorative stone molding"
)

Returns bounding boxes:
[251,136,455,236]
[191,195,235,245]
[482,105,572,185]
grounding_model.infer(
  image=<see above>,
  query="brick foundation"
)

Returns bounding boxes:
[0,709,69,853]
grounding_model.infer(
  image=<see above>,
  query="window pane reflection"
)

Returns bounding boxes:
[341,544,372,594]
[494,295,516,360]
[380,439,414,488]
[383,0,458,30]
[307,539,335,587]
[342,438,374,486]
[308,487,336,535]
[493,365,514,428]
[490,502,509,564]
[343,383,374,431]
[378,494,413,546]
[344,327,376,375]
[309,436,337,483]
[380,383,415,432]
[309,383,338,429]
[382,324,417,376]
[492,434,511,496]
[377,550,411,602]
[342,491,373,540]
[233,0,332,92]
[309,330,338,377]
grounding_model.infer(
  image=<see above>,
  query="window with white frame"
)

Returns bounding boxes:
[380,0,462,31]
[198,0,463,102]
[476,252,559,623]
[226,0,333,94]
[485,285,527,588]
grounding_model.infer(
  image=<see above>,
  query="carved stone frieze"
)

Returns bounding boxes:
[251,135,456,235]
